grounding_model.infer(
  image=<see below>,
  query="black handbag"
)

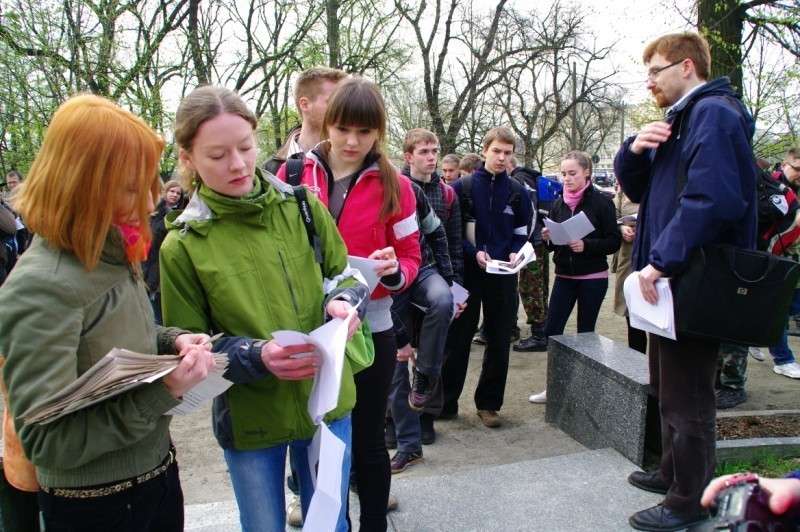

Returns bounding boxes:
[671,244,800,346]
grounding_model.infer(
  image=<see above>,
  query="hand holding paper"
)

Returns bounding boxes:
[544,212,595,245]
[486,242,536,274]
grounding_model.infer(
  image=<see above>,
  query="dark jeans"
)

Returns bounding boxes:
[37,459,183,532]
[543,276,608,337]
[768,287,800,365]
[441,262,518,413]
[351,329,395,531]
[390,360,422,452]
[649,333,718,514]
[390,268,453,377]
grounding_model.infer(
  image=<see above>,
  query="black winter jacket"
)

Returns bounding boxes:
[547,184,621,276]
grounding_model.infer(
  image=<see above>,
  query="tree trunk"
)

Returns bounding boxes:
[697,0,745,92]
[188,0,209,85]
[326,0,341,68]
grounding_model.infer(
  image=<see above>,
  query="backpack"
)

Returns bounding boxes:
[440,181,456,220]
[285,157,304,186]
[458,174,522,221]
[535,176,563,220]
[757,168,800,255]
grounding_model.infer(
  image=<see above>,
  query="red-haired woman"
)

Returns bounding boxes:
[0,94,216,530]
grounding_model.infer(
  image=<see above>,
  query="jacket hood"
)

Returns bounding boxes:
[473,163,509,182]
[402,169,444,188]
[165,168,295,236]
[675,77,755,138]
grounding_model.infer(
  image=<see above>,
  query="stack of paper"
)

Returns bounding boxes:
[623,272,676,340]
[21,349,230,424]
[486,242,536,274]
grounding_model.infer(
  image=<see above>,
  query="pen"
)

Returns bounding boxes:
[483,245,487,258]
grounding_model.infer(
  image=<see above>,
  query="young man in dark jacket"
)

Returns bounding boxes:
[442,127,532,429]
[615,32,757,531]
[388,129,464,472]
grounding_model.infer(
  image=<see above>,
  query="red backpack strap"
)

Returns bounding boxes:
[441,181,455,220]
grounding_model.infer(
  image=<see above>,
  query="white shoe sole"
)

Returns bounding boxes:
[773,365,800,379]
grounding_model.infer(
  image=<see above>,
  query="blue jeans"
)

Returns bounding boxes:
[390,267,453,377]
[768,288,800,365]
[224,415,351,532]
[543,276,608,337]
[390,360,422,452]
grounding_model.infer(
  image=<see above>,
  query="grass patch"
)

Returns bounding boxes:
[715,456,800,478]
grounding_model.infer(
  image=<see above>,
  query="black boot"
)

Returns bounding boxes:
[513,326,547,352]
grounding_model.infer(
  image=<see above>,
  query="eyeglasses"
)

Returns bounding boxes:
[646,60,685,83]
[785,161,800,172]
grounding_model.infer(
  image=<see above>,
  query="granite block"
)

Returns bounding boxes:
[545,333,651,466]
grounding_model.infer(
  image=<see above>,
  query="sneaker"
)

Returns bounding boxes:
[390,450,423,473]
[387,491,399,512]
[528,390,547,404]
[715,388,747,409]
[477,409,502,428]
[513,335,547,352]
[408,369,437,411]
[511,325,521,342]
[773,362,800,379]
[384,418,397,449]
[748,347,766,361]
[286,496,302,527]
[420,413,436,445]
[472,330,486,345]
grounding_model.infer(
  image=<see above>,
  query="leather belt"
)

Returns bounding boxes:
[41,448,174,499]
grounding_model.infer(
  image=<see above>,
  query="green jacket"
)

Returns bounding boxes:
[160,171,369,450]
[0,230,185,488]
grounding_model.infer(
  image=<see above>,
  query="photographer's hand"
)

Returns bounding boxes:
[702,474,800,516]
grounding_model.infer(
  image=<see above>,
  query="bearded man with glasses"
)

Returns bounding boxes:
[614,32,757,531]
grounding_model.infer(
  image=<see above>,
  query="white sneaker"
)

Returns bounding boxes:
[529,390,547,404]
[773,362,800,379]
[286,496,302,527]
[749,347,766,361]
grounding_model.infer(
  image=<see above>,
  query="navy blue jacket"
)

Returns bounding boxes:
[453,164,532,264]
[614,77,757,274]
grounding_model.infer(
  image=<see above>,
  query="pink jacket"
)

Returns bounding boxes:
[277,153,421,300]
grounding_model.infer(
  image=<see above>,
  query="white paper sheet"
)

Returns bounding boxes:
[623,272,676,340]
[166,372,233,415]
[271,307,356,424]
[450,282,469,316]
[347,255,382,294]
[485,241,536,274]
[544,211,595,245]
[303,423,346,532]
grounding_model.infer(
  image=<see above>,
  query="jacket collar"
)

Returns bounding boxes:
[166,168,294,236]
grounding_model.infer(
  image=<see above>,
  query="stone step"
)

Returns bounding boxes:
[185,448,662,531]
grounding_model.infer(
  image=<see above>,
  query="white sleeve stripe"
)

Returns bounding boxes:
[393,213,419,240]
[513,226,528,236]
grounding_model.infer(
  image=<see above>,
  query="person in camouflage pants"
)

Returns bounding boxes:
[514,243,549,351]
[715,343,748,408]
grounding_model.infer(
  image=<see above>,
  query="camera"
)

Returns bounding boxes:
[690,473,797,531]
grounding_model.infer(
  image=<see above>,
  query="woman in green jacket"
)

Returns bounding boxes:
[160,86,369,531]
[0,94,217,531]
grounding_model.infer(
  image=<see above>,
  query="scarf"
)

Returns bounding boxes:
[563,181,591,211]
[114,223,151,263]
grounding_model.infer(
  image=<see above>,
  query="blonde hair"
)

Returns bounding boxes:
[294,67,348,110]
[482,127,516,151]
[442,154,460,166]
[562,151,593,174]
[174,86,258,192]
[320,78,400,221]
[402,128,438,155]
[162,179,182,197]
[14,94,163,270]
[459,153,483,173]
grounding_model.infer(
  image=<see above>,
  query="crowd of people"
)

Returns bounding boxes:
[0,30,797,532]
